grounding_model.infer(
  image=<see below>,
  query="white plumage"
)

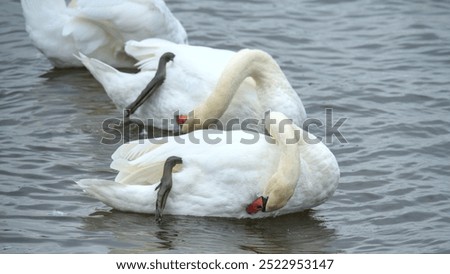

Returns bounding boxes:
[21,0,187,68]
[76,112,340,219]
[79,39,307,133]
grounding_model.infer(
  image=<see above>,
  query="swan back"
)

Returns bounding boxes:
[71,0,188,45]
[21,0,187,68]
[77,123,339,218]
[21,0,77,67]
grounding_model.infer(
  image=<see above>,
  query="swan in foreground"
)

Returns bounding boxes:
[78,38,306,133]
[76,112,340,219]
[20,0,187,68]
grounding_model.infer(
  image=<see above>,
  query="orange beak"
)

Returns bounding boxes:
[246,196,267,214]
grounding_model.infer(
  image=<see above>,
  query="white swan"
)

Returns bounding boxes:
[20,0,187,68]
[78,38,307,133]
[76,112,340,219]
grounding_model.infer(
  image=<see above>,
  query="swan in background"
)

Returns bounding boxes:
[20,0,187,68]
[78,38,306,133]
[76,112,340,219]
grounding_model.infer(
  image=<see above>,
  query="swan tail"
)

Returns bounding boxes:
[112,139,167,162]
[76,52,121,86]
[125,38,179,70]
[76,179,154,214]
[112,155,168,185]
[111,140,169,185]
[114,161,166,185]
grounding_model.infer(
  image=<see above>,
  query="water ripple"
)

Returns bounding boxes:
[1,0,450,253]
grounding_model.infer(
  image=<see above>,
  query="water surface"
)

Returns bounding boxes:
[1,0,450,253]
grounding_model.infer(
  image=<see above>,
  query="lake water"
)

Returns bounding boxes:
[1,0,450,253]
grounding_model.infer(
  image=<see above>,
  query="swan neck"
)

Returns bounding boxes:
[195,49,286,121]
[263,115,302,211]
[274,121,301,178]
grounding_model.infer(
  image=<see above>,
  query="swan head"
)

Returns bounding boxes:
[175,114,188,127]
[246,174,296,214]
[246,111,301,215]
[177,111,211,133]
[246,196,268,214]
[175,113,190,132]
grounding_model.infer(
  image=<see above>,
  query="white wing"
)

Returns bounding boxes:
[21,0,187,68]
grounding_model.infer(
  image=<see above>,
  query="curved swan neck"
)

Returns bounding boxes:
[183,49,291,131]
[263,112,302,211]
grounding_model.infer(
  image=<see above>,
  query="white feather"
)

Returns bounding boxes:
[76,114,340,219]
[79,39,307,133]
[20,0,187,68]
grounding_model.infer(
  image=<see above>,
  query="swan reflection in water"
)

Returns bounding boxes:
[80,209,338,253]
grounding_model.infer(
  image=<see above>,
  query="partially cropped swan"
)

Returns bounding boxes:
[76,112,340,219]
[20,0,187,68]
[78,38,306,133]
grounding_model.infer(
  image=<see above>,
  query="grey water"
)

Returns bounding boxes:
[1,0,450,253]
